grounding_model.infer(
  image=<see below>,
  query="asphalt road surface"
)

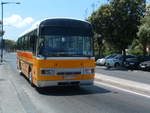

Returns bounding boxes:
[1,53,150,113]
[96,66,150,85]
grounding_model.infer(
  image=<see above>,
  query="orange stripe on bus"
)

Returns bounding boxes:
[17,51,33,59]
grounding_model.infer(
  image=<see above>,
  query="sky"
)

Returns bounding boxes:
[1,0,150,41]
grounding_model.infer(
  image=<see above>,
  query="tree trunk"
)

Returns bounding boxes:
[98,45,102,58]
[98,47,101,58]
[122,49,126,62]
[122,49,126,56]
[143,47,147,56]
[148,44,150,56]
[98,40,103,58]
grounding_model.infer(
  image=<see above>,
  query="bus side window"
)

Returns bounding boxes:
[30,35,37,56]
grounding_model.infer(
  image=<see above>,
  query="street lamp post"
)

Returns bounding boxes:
[1,1,20,62]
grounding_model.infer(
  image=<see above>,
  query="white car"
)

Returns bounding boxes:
[96,54,118,66]
[96,58,106,65]
[105,54,124,68]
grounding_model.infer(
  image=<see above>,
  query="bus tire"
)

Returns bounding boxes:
[19,70,23,76]
[19,62,23,76]
[29,71,35,87]
[19,61,22,70]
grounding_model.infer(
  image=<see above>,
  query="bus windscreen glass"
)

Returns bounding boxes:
[38,35,93,57]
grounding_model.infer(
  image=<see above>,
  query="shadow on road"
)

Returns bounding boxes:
[35,85,111,96]
[20,72,111,96]
[19,72,111,97]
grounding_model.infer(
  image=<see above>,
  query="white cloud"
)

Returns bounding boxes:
[4,14,34,28]
[19,20,41,37]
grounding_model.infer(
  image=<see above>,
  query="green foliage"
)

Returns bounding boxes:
[138,24,150,43]
[137,4,150,55]
[88,4,114,56]
[103,49,117,56]
[88,0,146,55]
[88,4,113,37]
[128,48,143,55]
[109,0,145,54]
[4,39,17,52]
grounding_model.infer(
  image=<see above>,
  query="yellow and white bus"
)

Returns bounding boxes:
[17,18,95,87]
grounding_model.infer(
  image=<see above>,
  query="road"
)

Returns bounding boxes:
[96,66,150,85]
[1,53,150,113]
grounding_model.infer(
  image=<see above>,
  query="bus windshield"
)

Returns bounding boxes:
[38,35,93,57]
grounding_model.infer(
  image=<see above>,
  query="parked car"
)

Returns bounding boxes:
[96,54,118,66]
[138,56,150,71]
[139,56,150,62]
[96,58,105,66]
[105,54,124,68]
[139,61,150,71]
[105,54,137,68]
[124,57,140,69]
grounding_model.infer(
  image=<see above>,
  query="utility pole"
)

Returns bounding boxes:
[1,2,3,62]
[1,1,20,62]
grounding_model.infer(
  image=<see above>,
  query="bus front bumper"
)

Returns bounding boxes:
[36,79,94,87]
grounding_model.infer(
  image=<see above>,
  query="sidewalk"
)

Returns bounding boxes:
[95,73,150,95]
[0,64,26,113]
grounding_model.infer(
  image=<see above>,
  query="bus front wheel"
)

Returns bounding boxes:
[29,71,35,87]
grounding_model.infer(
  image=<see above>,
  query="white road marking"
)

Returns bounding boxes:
[95,81,150,99]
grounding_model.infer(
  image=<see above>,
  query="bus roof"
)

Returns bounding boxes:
[39,18,92,30]
[19,18,92,38]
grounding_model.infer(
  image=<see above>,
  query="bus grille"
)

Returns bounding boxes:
[57,72,81,75]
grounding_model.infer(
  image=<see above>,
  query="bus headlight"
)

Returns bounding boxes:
[84,68,95,75]
[41,69,55,75]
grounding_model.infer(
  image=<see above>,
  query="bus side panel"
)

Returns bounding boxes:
[17,51,34,78]
[32,57,40,86]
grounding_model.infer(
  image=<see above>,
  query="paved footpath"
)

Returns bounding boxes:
[0,63,26,113]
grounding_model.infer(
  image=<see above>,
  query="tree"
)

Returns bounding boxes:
[88,0,146,56]
[108,0,146,55]
[88,4,113,57]
[137,4,150,56]
[137,25,150,55]
[4,39,17,52]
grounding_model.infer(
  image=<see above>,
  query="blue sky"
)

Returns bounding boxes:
[2,0,150,41]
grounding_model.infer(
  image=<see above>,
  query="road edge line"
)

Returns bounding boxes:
[95,81,150,98]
